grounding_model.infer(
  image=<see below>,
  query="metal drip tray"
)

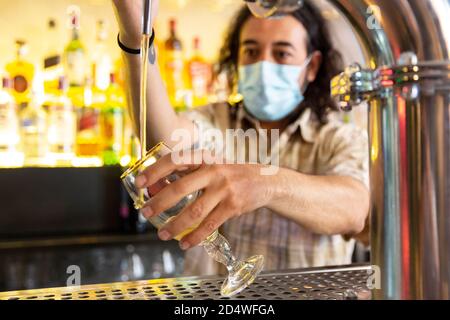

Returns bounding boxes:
[0,265,372,300]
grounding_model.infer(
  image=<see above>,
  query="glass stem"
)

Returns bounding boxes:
[202,231,239,273]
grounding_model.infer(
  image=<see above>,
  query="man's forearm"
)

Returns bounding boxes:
[112,0,193,149]
[266,167,370,236]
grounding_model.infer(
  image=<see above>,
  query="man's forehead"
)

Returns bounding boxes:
[240,17,308,45]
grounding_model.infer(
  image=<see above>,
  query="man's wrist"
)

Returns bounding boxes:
[118,32,141,50]
[258,164,282,207]
[118,29,156,64]
[265,166,300,210]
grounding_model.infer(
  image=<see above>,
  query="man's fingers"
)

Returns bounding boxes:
[156,188,223,241]
[135,150,205,189]
[178,203,232,249]
[134,153,177,189]
[140,166,211,219]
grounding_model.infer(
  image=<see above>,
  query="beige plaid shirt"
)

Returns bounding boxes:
[181,103,369,276]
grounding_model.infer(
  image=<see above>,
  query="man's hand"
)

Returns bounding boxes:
[134,150,274,250]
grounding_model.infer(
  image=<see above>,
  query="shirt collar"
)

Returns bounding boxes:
[237,105,318,144]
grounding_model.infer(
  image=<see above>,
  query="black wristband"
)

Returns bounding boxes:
[117,29,155,55]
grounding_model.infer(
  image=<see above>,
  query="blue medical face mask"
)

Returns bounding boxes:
[238,57,311,122]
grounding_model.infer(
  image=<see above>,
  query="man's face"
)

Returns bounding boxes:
[238,15,320,88]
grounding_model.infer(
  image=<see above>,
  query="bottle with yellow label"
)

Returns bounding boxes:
[43,19,64,101]
[5,40,35,108]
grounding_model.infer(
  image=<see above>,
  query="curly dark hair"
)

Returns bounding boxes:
[217,1,344,124]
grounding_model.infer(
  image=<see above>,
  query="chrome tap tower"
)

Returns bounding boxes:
[245,0,450,299]
[329,0,449,300]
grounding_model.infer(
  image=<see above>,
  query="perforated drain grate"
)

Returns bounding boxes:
[0,265,372,300]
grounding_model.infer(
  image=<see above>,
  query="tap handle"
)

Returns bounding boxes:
[331,63,379,111]
[143,0,153,35]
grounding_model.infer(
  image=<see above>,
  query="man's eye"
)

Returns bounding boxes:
[275,51,291,60]
[244,48,258,57]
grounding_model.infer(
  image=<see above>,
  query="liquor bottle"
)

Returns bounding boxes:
[43,19,64,100]
[20,74,49,166]
[64,5,86,109]
[164,18,186,111]
[101,73,124,166]
[5,40,36,108]
[187,37,212,108]
[74,78,102,167]
[47,76,76,165]
[0,78,21,162]
[92,20,112,91]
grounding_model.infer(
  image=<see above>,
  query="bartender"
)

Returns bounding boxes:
[112,0,370,275]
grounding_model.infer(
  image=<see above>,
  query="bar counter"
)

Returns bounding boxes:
[0,264,372,300]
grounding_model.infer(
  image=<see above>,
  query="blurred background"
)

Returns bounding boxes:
[0,0,368,292]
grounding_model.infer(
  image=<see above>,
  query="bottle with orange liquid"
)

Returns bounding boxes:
[74,78,102,166]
